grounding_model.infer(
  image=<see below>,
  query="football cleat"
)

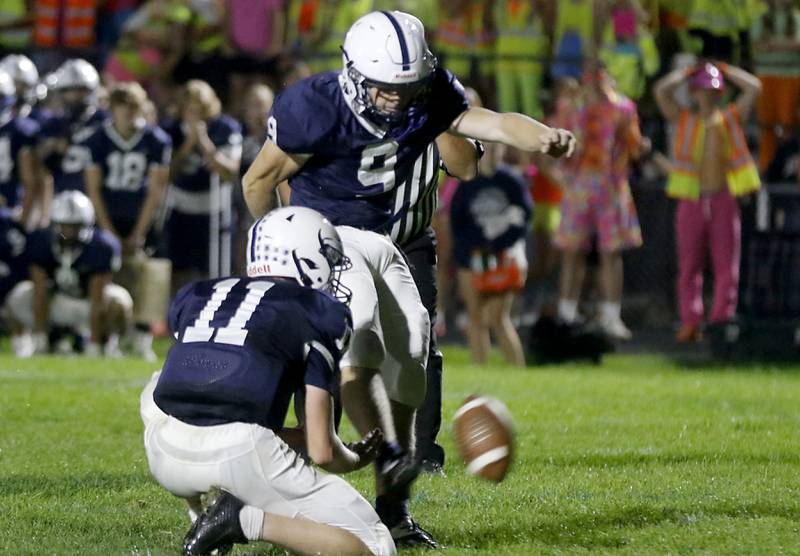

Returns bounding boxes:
[418,458,446,477]
[183,490,246,556]
[389,515,438,549]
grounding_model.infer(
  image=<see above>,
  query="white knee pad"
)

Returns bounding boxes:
[4,281,34,328]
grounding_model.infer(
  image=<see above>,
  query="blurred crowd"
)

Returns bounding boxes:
[0,0,798,362]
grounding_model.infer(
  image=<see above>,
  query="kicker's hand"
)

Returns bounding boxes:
[541,127,576,158]
[346,428,383,469]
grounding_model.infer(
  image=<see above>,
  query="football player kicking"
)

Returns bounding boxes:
[243,10,575,548]
[141,207,396,556]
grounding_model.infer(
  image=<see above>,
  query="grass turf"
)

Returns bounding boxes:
[1,347,800,555]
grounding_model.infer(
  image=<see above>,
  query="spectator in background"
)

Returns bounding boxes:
[686,0,762,64]
[751,0,800,171]
[6,190,133,358]
[527,77,579,287]
[599,0,660,102]
[164,79,241,294]
[654,61,762,343]
[30,0,100,72]
[0,69,40,230]
[223,0,285,119]
[551,0,605,81]
[434,86,483,339]
[435,0,473,80]
[0,0,33,57]
[493,0,550,119]
[173,0,228,101]
[555,59,646,341]
[95,0,140,63]
[235,82,276,275]
[83,82,172,361]
[286,0,372,74]
[451,142,532,366]
[103,0,191,111]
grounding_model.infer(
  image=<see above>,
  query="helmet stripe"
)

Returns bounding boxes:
[381,11,410,71]
[249,215,264,263]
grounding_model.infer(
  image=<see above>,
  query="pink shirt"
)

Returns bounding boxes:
[228,0,284,55]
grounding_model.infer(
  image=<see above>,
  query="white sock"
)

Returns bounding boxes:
[238,505,264,541]
[601,302,621,322]
[558,299,578,323]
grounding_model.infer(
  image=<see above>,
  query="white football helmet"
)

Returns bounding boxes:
[51,190,96,244]
[0,69,14,112]
[341,10,436,126]
[0,54,42,108]
[51,58,100,91]
[246,207,352,304]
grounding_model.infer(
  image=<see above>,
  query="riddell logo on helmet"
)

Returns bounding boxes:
[247,263,270,275]
[394,72,418,79]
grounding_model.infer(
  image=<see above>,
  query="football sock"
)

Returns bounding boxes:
[376,494,410,524]
[238,505,264,541]
[377,441,404,466]
[600,302,621,322]
[557,299,578,323]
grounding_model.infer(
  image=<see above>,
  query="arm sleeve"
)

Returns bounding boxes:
[153,127,173,166]
[304,297,351,393]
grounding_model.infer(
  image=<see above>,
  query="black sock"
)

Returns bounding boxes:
[376,495,409,525]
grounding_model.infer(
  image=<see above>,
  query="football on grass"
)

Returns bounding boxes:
[452,395,514,482]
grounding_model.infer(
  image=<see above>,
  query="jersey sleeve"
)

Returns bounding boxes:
[151,126,173,166]
[428,68,469,131]
[168,282,195,336]
[83,128,106,164]
[268,82,336,154]
[16,117,40,148]
[86,232,121,274]
[303,295,352,393]
[25,229,52,268]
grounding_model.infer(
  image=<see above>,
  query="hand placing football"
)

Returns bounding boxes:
[452,395,514,482]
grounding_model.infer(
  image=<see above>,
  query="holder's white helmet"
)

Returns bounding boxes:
[51,58,99,91]
[51,190,96,244]
[341,10,436,126]
[246,207,352,304]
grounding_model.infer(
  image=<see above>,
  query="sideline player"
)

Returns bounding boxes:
[141,207,395,556]
[6,190,132,357]
[242,10,575,547]
[84,82,172,361]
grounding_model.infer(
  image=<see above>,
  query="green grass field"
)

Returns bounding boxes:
[2,347,800,555]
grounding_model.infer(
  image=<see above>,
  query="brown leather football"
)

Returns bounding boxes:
[452,395,514,482]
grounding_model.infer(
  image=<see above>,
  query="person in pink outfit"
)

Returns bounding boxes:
[555,59,647,341]
[654,61,762,343]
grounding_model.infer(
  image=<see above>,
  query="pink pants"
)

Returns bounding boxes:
[675,190,741,326]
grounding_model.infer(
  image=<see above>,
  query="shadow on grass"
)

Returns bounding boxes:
[441,502,800,551]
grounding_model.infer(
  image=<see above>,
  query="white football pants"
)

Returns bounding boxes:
[336,226,430,408]
[140,372,396,556]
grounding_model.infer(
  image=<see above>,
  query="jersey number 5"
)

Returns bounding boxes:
[183,279,273,346]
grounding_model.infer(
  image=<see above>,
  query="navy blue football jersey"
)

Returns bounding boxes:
[155,277,351,431]
[270,68,468,236]
[450,165,533,268]
[40,109,108,193]
[26,227,121,298]
[0,115,39,210]
[84,121,172,236]
[0,209,28,303]
[165,115,242,195]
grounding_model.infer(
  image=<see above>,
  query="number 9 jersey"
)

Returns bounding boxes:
[155,276,352,432]
[268,68,468,233]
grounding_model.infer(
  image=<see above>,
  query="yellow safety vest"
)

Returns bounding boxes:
[667,106,761,199]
